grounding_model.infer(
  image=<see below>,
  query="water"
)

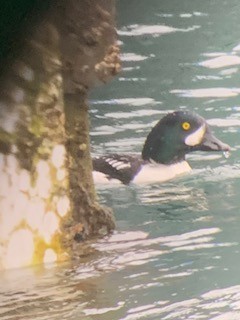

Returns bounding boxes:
[2,0,240,319]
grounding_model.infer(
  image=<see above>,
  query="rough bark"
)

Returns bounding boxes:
[0,0,120,269]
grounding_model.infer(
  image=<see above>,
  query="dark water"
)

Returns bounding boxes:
[2,0,240,319]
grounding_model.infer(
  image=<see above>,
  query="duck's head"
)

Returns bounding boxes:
[142,110,230,164]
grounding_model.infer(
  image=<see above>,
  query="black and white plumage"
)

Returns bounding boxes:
[93,154,143,184]
[92,111,230,185]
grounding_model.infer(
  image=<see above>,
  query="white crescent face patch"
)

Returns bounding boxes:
[185,124,206,146]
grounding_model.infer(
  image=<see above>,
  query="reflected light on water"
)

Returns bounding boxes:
[200,55,240,69]
[118,24,180,36]
[118,24,200,37]
[171,87,240,98]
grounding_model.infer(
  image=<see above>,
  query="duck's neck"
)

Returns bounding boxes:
[142,136,186,165]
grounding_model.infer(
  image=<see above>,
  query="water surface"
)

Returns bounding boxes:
[2,0,240,319]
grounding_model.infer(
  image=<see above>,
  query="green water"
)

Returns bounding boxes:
[2,0,240,319]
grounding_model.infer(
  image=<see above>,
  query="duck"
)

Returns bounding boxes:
[92,110,230,184]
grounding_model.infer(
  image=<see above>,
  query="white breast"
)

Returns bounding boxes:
[132,161,192,184]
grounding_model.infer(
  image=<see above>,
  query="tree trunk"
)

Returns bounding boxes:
[0,0,119,270]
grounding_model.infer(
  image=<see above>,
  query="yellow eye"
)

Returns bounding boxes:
[182,122,191,131]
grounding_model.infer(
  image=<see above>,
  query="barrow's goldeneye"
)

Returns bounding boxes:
[92,110,230,184]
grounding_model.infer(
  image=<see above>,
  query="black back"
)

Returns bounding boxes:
[93,154,143,184]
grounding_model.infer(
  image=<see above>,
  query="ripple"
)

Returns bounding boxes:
[202,52,226,57]
[104,109,164,119]
[207,118,240,127]
[121,53,150,62]
[0,227,238,320]
[94,227,223,255]
[91,97,159,107]
[0,268,84,320]
[171,87,240,98]
[90,125,123,136]
[219,68,239,76]
[84,301,125,316]
[138,183,209,212]
[232,43,240,51]
[179,13,193,18]
[99,138,143,149]
[203,164,240,182]
[200,55,240,69]
[118,24,200,37]
[121,298,200,320]
[120,284,240,320]
[211,313,240,320]
[118,24,180,36]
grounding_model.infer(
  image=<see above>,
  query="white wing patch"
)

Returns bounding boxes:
[185,124,206,146]
[105,158,131,170]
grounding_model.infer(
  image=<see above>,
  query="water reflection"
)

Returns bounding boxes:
[118,24,180,37]
[200,54,240,69]
[0,221,239,320]
[0,266,85,320]
[171,88,240,98]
